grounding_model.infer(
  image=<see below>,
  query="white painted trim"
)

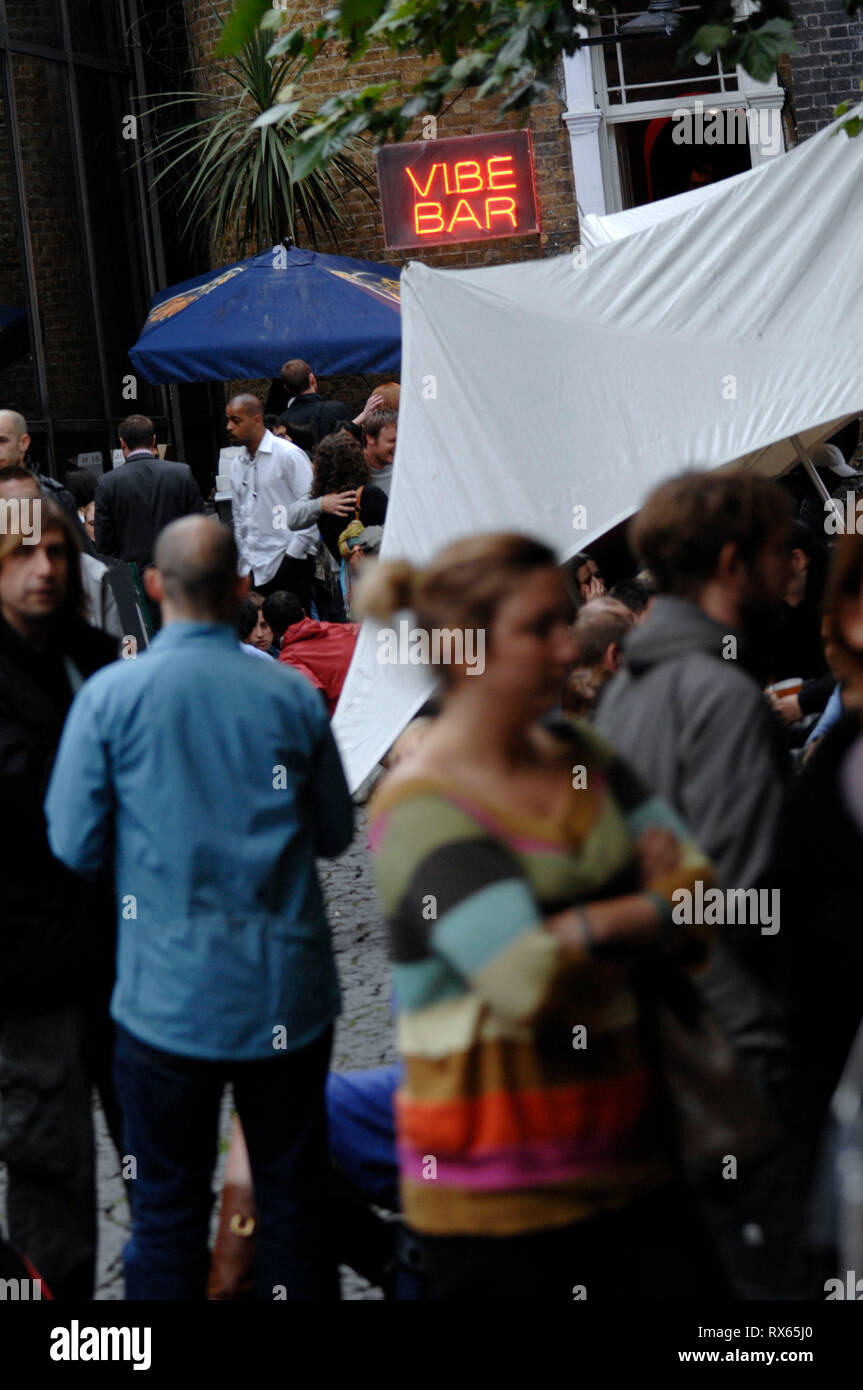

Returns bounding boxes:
[560,12,787,221]
[602,92,760,122]
[562,43,608,217]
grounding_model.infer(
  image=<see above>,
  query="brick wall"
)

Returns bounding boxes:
[180,0,863,427]
[183,0,579,273]
[10,54,104,420]
[0,98,38,414]
[788,0,863,140]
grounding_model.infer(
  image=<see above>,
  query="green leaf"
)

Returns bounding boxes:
[399,94,428,119]
[835,101,850,116]
[253,101,301,128]
[267,25,312,59]
[734,18,797,83]
[216,0,272,56]
[842,115,863,138]
[259,9,283,31]
[692,24,732,55]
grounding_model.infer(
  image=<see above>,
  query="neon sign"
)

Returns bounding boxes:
[376,132,540,250]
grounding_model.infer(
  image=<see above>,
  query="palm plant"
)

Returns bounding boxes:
[146,18,377,259]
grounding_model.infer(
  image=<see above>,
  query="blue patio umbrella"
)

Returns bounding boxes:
[129,244,402,385]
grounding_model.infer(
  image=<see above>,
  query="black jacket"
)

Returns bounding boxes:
[770,710,863,1141]
[318,483,388,562]
[32,469,78,519]
[0,613,117,1012]
[279,392,353,447]
[768,598,832,716]
[94,452,203,569]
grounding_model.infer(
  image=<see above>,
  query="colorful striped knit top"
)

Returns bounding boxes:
[368,716,713,1237]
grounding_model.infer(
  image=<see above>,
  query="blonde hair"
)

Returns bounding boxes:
[356,532,558,675]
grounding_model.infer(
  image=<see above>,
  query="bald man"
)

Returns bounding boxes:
[226,394,319,611]
[0,408,77,517]
[46,516,353,1301]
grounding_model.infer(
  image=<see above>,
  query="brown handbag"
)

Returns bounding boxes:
[644,969,783,1185]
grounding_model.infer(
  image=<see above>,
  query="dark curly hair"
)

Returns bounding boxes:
[310,432,370,499]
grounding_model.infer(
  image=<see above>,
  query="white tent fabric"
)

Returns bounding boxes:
[334,108,863,791]
[580,163,763,246]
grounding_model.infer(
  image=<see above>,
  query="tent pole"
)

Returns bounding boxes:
[789,433,845,530]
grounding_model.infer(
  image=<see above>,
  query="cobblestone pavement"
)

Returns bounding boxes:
[0,813,397,1302]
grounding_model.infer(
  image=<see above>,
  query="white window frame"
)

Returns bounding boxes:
[562,4,785,218]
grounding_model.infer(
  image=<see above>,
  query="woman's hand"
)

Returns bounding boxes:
[635,827,681,885]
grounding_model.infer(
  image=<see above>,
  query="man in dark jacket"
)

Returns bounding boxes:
[0,408,77,517]
[94,414,203,571]
[0,496,119,1299]
[277,359,354,446]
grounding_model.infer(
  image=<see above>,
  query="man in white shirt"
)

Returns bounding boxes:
[226,394,320,610]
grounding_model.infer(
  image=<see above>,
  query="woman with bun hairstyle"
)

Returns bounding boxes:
[362,533,724,1301]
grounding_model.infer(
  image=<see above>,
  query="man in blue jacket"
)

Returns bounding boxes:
[45,516,353,1301]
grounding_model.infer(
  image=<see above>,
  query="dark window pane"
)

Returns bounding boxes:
[67,0,125,61]
[76,68,159,417]
[621,36,719,93]
[600,6,733,104]
[53,426,112,471]
[614,115,752,210]
[0,73,39,417]
[11,55,103,418]
[3,0,64,48]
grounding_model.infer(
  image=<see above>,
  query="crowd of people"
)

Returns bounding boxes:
[2,367,863,1302]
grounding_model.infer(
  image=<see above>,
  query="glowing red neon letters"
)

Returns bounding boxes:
[376,132,539,249]
[405,157,518,235]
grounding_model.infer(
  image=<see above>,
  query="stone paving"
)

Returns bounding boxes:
[0,813,397,1301]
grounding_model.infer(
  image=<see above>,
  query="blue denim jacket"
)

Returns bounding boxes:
[45,622,353,1059]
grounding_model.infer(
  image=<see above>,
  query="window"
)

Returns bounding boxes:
[562,8,785,216]
[0,66,38,416]
[599,7,738,106]
[0,0,169,474]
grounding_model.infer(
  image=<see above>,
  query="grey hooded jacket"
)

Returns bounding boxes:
[595,594,787,894]
[596,596,811,1296]
[595,594,792,1095]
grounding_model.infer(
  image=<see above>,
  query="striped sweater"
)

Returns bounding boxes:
[368,716,713,1237]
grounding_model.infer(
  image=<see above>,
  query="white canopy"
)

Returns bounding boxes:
[579,162,763,246]
[334,108,863,790]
